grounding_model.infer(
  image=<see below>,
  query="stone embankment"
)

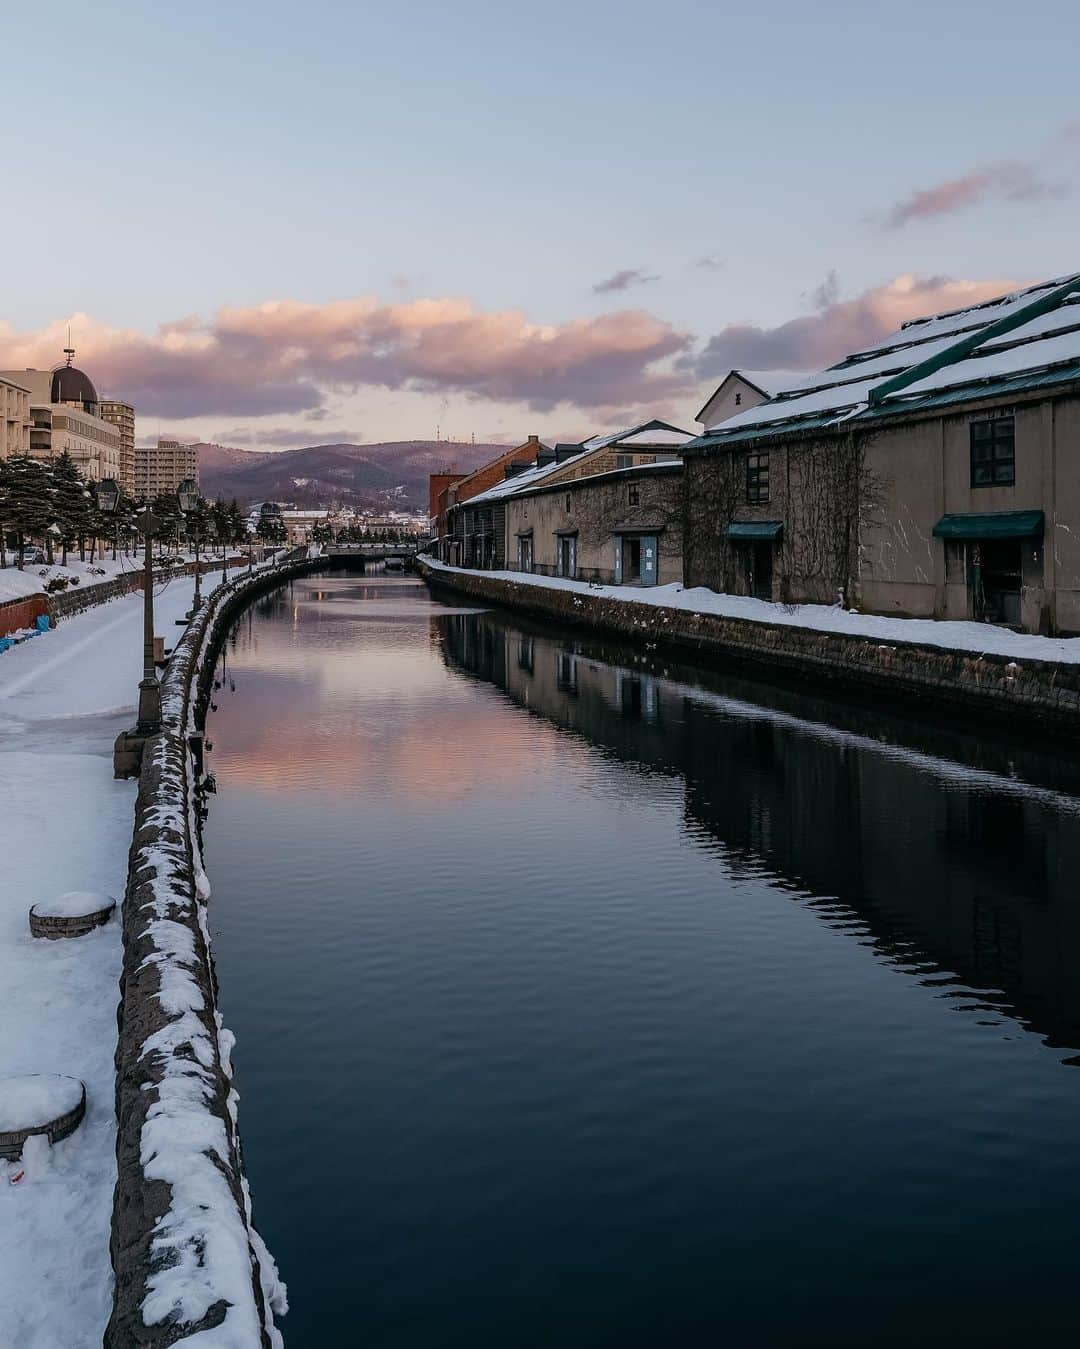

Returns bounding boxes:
[418,560,1080,738]
[108,554,317,1348]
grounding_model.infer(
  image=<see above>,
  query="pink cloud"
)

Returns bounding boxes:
[687,273,1022,377]
[882,161,1064,228]
[0,298,691,420]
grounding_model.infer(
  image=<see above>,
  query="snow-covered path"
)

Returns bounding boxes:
[0,575,196,1348]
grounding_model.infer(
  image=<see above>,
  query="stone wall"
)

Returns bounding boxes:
[0,591,49,636]
[108,556,317,1347]
[418,560,1080,738]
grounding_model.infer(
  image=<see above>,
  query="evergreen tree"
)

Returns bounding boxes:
[49,452,89,566]
[5,456,53,567]
[228,499,246,545]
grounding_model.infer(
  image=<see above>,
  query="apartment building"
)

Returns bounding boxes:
[99,399,136,493]
[0,374,30,459]
[132,437,199,501]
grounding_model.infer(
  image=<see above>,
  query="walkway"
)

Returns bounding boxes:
[0,574,196,1348]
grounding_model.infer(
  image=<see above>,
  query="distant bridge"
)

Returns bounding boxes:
[324,542,425,564]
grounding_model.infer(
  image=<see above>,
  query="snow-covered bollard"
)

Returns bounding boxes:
[28,890,116,940]
[0,1074,86,1161]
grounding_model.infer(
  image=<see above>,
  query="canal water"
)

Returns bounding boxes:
[203,570,1080,1347]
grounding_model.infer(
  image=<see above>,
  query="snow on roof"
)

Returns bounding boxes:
[464,454,578,505]
[581,419,692,450]
[698,274,1080,442]
[733,370,813,397]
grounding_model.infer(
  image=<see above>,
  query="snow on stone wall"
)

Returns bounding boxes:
[108,560,314,1347]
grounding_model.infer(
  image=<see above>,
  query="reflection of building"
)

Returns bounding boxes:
[132,437,199,500]
[0,374,30,459]
[98,399,136,493]
[440,606,1080,1054]
[0,352,123,482]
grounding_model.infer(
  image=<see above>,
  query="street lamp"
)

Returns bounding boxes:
[104,490,163,773]
[95,478,120,561]
[177,478,202,614]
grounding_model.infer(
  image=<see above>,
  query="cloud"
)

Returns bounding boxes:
[881,161,1064,228]
[685,273,1021,378]
[592,269,659,294]
[693,255,724,271]
[0,296,690,420]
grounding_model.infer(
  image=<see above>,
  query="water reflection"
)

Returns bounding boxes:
[440,607,1080,1060]
[203,573,1080,1348]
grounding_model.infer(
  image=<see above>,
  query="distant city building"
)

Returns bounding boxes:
[132,437,199,501]
[0,352,123,481]
[98,399,136,493]
[0,374,30,459]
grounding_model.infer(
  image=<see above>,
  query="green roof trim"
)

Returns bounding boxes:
[869,273,1080,406]
[727,521,783,540]
[932,510,1044,540]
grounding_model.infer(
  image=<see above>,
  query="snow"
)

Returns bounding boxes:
[132,575,287,1343]
[0,572,196,1347]
[735,369,814,397]
[421,558,1080,665]
[702,275,1080,440]
[0,1075,84,1134]
[581,420,691,451]
[30,891,115,920]
[0,553,246,607]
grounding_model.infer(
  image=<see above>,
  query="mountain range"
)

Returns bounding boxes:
[195,440,511,512]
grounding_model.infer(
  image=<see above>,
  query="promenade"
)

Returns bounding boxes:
[0,575,196,1348]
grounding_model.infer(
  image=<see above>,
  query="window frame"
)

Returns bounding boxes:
[627,481,640,506]
[969,416,1015,488]
[745,451,770,505]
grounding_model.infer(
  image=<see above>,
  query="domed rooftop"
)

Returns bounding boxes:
[51,362,98,411]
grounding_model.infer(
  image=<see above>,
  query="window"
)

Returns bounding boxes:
[565,493,572,512]
[628,482,640,506]
[746,452,770,504]
[615,453,631,470]
[735,391,742,406]
[970,417,1015,487]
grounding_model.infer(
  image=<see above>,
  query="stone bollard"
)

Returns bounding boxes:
[0,1075,86,1161]
[29,891,116,940]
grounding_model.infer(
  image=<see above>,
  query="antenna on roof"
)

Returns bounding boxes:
[63,326,75,367]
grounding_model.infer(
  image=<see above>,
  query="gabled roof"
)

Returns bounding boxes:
[686,273,1080,451]
[694,369,810,422]
[581,419,693,451]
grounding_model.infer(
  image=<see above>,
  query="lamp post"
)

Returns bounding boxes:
[101,480,163,772]
[177,478,201,614]
[205,518,218,589]
[95,478,120,562]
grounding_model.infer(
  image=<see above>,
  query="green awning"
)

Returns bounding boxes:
[932,510,1044,540]
[727,521,783,541]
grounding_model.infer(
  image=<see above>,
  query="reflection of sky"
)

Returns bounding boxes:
[208,578,575,798]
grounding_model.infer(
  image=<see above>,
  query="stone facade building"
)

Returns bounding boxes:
[448,421,692,576]
[683,274,1080,634]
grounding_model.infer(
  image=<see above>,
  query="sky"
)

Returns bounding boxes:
[1,0,1078,449]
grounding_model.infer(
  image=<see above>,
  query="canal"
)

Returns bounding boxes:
[203,570,1080,1347]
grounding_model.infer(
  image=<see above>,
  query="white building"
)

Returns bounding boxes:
[695,370,810,431]
[0,354,123,482]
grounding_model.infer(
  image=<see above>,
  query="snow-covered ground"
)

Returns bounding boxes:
[421,558,1080,665]
[0,552,246,606]
[0,573,197,1348]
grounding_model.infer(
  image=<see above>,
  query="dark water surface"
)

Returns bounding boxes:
[203,571,1080,1347]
